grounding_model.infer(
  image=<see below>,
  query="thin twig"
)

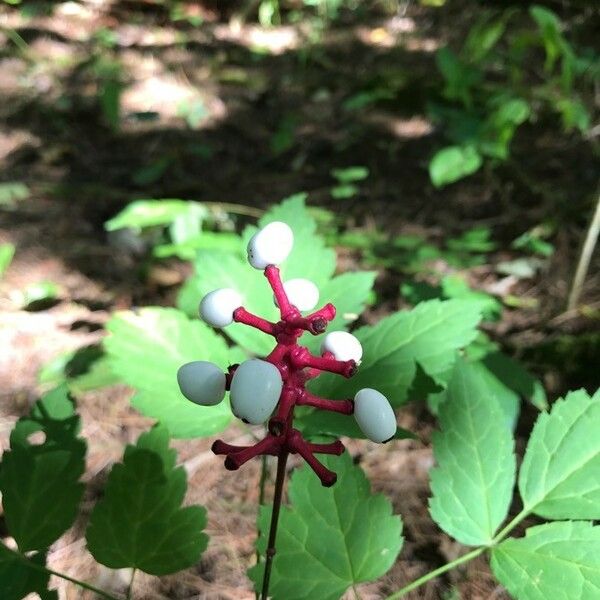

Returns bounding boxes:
[126,568,136,600]
[567,189,600,310]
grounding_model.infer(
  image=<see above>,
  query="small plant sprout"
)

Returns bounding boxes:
[178,219,397,599]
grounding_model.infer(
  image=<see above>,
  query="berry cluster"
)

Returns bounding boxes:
[177,221,396,486]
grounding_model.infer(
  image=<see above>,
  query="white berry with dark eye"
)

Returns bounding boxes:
[177,361,226,406]
[353,388,397,443]
[229,359,283,425]
[321,331,363,363]
[247,221,294,269]
[274,278,319,312]
[199,288,242,328]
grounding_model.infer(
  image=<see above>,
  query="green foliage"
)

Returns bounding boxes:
[429,359,516,546]
[429,5,596,185]
[0,182,29,207]
[105,307,233,438]
[0,385,86,552]
[86,426,208,575]
[330,166,369,199]
[248,453,403,599]
[105,199,238,261]
[519,389,600,519]
[0,547,56,600]
[0,242,15,278]
[491,522,600,600]
[312,299,482,406]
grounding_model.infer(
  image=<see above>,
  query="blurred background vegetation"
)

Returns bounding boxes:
[0,0,598,596]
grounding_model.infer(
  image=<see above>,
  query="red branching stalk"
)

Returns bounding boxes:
[212,265,355,487]
[211,264,357,599]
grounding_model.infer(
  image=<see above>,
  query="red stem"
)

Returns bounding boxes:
[297,391,354,415]
[234,307,277,335]
[264,265,294,318]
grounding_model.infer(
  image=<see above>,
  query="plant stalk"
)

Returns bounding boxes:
[385,547,486,599]
[3,543,121,600]
[261,451,289,600]
[567,189,600,310]
[126,568,137,600]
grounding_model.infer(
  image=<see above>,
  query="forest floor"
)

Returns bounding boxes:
[1,1,599,599]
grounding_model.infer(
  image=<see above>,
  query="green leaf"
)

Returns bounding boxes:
[331,183,359,199]
[0,385,86,552]
[463,12,510,62]
[105,307,232,438]
[0,182,29,207]
[312,299,482,407]
[178,195,339,355]
[86,425,208,575]
[331,166,369,183]
[429,358,516,545]
[441,275,502,321]
[296,408,415,441]
[0,546,56,600]
[491,521,600,600]
[429,145,483,187]
[105,199,205,232]
[0,243,15,278]
[248,453,403,600]
[519,389,600,519]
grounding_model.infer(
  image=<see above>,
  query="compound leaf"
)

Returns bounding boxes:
[248,452,403,600]
[312,299,481,407]
[105,307,232,438]
[0,385,86,552]
[86,425,208,575]
[0,546,57,600]
[519,389,600,519]
[429,358,516,545]
[491,521,600,600]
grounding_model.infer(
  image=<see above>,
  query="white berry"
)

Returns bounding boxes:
[199,288,242,328]
[247,221,294,269]
[230,359,283,425]
[353,388,397,443]
[321,331,363,363]
[274,278,319,312]
[177,361,226,406]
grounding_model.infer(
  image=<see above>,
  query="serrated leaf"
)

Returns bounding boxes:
[86,425,208,575]
[429,358,516,545]
[311,299,481,407]
[491,521,600,600]
[105,307,232,438]
[248,453,403,600]
[519,389,600,519]
[0,385,86,553]
[0,546,57,600]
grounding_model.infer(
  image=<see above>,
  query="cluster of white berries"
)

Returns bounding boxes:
[177,220,397,443]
